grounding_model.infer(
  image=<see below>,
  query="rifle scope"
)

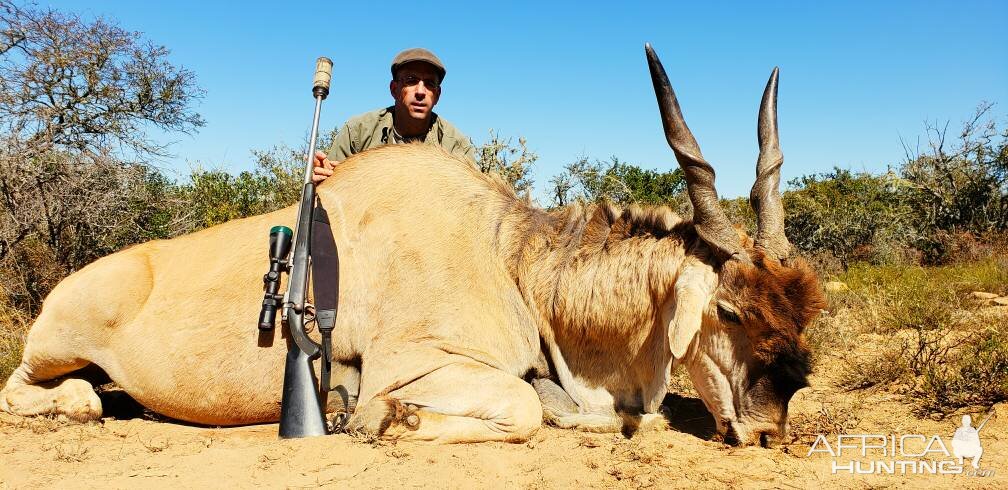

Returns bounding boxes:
[258,225,293,331]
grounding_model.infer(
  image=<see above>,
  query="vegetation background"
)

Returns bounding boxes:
[1,1,1006,419]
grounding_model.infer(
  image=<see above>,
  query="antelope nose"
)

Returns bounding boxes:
[759,431,774,448]
[759,426,785,449]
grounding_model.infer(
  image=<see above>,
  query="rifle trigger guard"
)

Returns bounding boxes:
[303,302,316,326]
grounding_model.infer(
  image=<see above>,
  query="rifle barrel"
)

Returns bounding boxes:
[977,409,995,432]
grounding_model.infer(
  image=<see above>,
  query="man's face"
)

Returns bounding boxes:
[390,61,442,121]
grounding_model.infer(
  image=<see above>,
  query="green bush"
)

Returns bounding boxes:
[184,144,313,228]
[781,106,1006,266]
[783,169,917,266]
[475,130,537,195]
[550,155,685,208]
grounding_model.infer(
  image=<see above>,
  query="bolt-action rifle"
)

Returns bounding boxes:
[257,57,336,438]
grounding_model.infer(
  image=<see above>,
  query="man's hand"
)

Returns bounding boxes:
[312,151,334,184]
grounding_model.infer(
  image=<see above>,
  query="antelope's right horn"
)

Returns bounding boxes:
[646,43,745,261]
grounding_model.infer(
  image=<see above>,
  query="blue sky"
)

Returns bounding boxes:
[45,1,1008,201]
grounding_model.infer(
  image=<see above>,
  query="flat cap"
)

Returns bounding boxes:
[391,48,446,81]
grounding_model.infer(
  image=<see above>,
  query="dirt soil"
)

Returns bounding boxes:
[2,361,1005,490]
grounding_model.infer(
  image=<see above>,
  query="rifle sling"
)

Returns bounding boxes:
[311,201,339,401]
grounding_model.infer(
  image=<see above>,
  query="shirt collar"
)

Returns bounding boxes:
[386,107,438,144]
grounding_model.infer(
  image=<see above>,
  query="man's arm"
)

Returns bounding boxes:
[313,123,354,184]
[327,123,354,162]
[435,117,477,167]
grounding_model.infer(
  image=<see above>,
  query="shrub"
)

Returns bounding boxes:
[475,130,537,196]
[183,141,321,229]
[783,168,917,266]
[0,293,28,380]
[0,147,190,315]
[779,105,1006,266]
[550,156,685,208]
[721,197,757,237]
[839,347,910,391]
[901,103,1008,263]
[917,325,1008,414]
[834,258,1008,414]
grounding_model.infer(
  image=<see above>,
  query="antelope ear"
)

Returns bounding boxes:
[667,267,711,359]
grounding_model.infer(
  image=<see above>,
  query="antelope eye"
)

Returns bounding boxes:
[717,304,742,325]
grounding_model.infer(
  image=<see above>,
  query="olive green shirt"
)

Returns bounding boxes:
[326,106,476,165]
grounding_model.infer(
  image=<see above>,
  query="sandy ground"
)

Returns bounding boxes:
[2,372,1006,489]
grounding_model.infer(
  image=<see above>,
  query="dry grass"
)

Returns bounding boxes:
[838,346,909,391]
[917,324,1008,414]
[54,434,90,463]
[603,439,664,486]
[141,436,170,453]
[804,312,859,367]
[1,412,75,434]
[787,400,862,445]
[828,256,1008,415]
[0,294,29,381]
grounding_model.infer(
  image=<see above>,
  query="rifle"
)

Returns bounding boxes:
[257,57,335,438]
[976,407,995,432]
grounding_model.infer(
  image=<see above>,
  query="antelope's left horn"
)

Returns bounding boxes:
[750,67,791,260]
